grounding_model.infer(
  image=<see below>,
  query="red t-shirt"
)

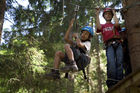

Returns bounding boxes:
[97,23,120,43]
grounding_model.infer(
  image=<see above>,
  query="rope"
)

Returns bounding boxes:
[15,0,33,23]
[28,63,53,70]
[69,2,99,10]
[6,1,140,25]
[74,5,79,32]
[69,2,109,10]
[60,0,65,25]
[4,17,14,25]
[4,1,33,32]
[107,78,120,82]
[69,1,140,12]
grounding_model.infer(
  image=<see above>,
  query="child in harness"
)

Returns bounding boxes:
[96,8,124,88]
[45,18,93,80]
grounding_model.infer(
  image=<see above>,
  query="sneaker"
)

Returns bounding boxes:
[45,69,60,80]
[61,60,78,73]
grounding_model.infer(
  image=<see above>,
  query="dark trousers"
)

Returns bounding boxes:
[106,42,124,88]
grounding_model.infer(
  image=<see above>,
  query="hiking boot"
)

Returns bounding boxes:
[45,69,60,80]
[61,60,78,73]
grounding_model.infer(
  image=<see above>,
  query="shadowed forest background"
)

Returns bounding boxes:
[0,0,139,93]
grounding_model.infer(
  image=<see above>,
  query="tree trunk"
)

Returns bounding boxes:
[0,0,6,43]
[95,34,103,93]
[122,0,140,72]
[67,74,74,93]
[86,65,90,92]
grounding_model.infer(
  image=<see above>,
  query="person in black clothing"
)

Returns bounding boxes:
[119,27,132,76]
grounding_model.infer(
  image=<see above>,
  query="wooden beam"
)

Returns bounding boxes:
[106,69,140,93]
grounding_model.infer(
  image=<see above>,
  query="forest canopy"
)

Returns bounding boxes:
[0,0,130,93]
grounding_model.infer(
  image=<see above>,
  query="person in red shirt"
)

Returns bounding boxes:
[96,8,124,88]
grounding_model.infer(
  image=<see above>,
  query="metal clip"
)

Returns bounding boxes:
[75,5,79,12]
[112,41,116,44]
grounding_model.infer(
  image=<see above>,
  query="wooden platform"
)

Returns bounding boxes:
[106,69,140,93]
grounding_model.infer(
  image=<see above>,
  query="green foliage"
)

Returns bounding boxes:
[1,0,122,92]
[0,45,46,92]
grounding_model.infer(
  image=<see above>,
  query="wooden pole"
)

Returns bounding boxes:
[123,0,140,72]
[0,0,6,43]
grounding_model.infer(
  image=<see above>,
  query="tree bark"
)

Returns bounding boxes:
[86,65,90,92]
[122,0,140,72]
[0,0,6,43]
[66,74,74,93]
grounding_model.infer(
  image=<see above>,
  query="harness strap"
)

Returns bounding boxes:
[105,39,121,47]
[82,69,87,79]
[64,72,69,78]
[113,25,116,36]
[112,25,121,39]
[64,69,87,80]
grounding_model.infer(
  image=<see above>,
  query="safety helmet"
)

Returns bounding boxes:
[81,26,94,36]
[103,8,114,17]
[119,27,126,33]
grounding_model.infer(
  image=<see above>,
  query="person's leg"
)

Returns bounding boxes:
[46,51,65,79]
[54,51,65,69]
[124,58,132,76]
[61,44,78,72]
[106,45,117,88]
[124,60,132,76]
[116,44,124,80]
[64,44,74,61]
[123,50,132,76]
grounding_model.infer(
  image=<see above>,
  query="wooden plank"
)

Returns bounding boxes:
[106,69,140,93]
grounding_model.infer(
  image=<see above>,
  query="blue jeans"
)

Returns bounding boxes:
[106,43,124,88]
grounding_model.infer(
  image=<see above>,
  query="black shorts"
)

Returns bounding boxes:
[62,46,90,70]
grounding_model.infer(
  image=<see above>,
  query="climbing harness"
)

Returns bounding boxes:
[63,5,91,80]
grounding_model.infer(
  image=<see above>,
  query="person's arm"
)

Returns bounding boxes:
[72,33,85,49]
[113,9,119,28]
[76,38,85,49]
[96,8,102,30]
[64,18,75,45]
[77,41,91,53]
